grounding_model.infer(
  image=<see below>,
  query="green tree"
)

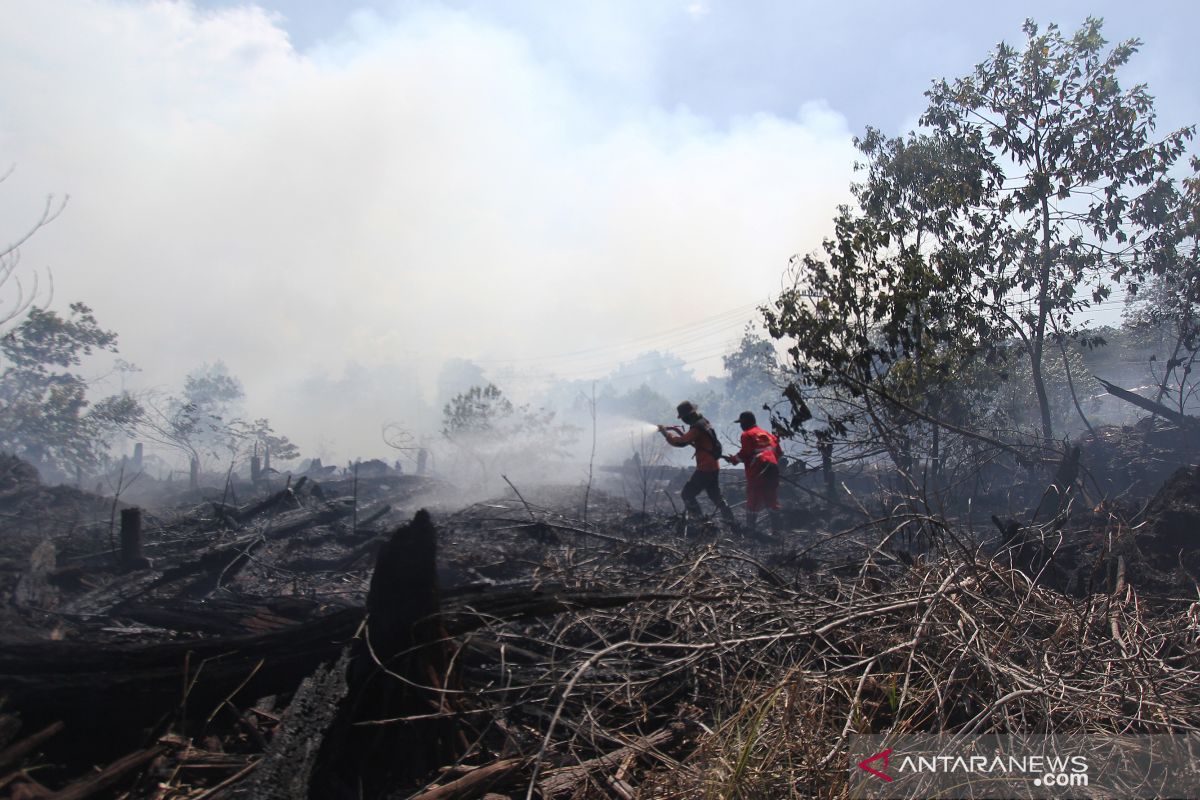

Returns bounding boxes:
[442,383,515,438]
[768,17,1194,452]
[1123,157,1200,411]
[0,303,140,477]
[922,17,1193,439]
[765,129,1000,471]
[442,383,576,485]
[722,327,782,404]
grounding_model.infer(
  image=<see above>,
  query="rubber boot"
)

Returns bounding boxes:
[716,500,738,531]
[681,500,702,537]
[769,510,784,536]
[744,511,759,537]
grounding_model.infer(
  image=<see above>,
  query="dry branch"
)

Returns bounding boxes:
[537,722,685,798]
[0,721,63,773]
[1095,375,1200,430]
[42,745,165,800]
[410,757,529,800]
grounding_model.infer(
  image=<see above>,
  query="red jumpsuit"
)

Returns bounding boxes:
[729,426,782,512]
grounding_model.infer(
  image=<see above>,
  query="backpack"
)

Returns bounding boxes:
[694,418,722,459]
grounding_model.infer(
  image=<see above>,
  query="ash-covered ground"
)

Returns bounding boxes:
[0,419,1198,799]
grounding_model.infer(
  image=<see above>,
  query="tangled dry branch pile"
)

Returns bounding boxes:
[3,470,1199,799]
[329,500,1200,800]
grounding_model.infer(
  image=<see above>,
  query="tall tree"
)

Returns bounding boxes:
[722,327,781,404]
[922,17,1193,439]
[240,417,300,466]
[765,129,1001,470]
[768,17,1195,452]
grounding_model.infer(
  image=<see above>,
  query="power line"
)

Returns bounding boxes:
[501,318,752,378]
[471,302,763,366]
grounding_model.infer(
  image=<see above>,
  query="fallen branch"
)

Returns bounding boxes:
[1094,376,1200,431]
[538,723,685,798]
[44,744,165,800]
[0,721,64,773]
[411,757,529,800]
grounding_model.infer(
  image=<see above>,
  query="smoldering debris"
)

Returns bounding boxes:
[0,426,1197,799]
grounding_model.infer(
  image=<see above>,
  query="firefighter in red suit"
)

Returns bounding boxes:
[725,411,784,535]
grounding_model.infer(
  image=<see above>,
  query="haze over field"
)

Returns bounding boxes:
[1,0,1197,460]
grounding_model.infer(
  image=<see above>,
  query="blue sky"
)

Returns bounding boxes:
[1,1,1197,457]
[190,0,1200,135]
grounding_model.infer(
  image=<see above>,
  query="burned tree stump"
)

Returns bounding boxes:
[819,440,835,502]
[119,507,150,570]
[1032,444,1081,521]
[314,509,463,796]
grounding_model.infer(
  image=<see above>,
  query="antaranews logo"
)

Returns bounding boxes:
[856,747,1088,786]
[849,736,1107,799]
[857,748,894,783]
[852,734,1200,799]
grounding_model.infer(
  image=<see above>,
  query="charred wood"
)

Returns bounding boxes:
[119,507,150,571]
[41,744,165,800]
[0,585,666,753]
[280,534,385,573]
[236,478,308,522]
[0,714,21,751]
[0,608,359,762]
[315,509,463,795]
[0,722,64,774]
[247,652,348,800]
[117,596,331,637]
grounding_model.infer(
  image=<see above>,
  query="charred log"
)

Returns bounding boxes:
[314,509,464,796]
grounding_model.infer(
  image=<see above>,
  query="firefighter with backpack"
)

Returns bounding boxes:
[659,401,738,529]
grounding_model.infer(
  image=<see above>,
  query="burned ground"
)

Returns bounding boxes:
[0,421,1198,799]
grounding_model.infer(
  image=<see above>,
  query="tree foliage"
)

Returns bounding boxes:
[443,384,517,438]
[442,383,577,485]
[1123,157,1200,411]
[767,17,1195,456]
[923,17,1193,438]
[0,303,139,477]
[137,361,246,469]
[722,327,782,406]
[242,417,300,465]
[764,129,1003,470]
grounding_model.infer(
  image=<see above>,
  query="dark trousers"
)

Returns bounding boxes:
[681,469,735,523]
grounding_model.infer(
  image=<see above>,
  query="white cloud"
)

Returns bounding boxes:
[0,0,856,458]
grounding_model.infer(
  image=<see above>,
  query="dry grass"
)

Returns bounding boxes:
[406,501,1200,798]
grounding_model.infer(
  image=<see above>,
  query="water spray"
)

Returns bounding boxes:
[603,416,665,438]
